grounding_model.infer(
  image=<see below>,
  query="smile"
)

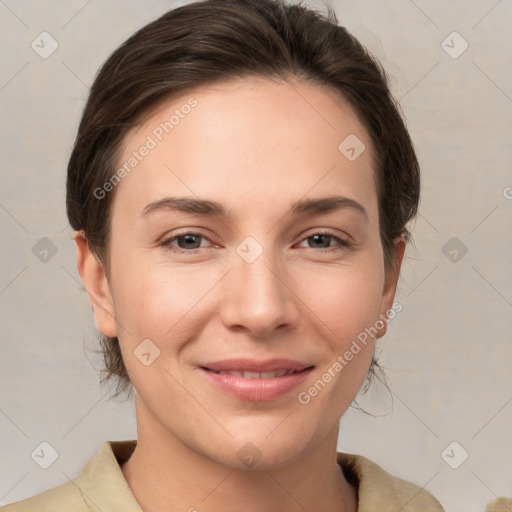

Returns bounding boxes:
[199,358,314,401]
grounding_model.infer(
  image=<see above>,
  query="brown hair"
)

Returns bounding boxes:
[67,0,420,400]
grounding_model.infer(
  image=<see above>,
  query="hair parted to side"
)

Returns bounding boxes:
[67,0,420,401]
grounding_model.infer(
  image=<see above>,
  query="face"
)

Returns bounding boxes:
[78,77,404,470]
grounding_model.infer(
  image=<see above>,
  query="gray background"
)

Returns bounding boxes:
[1,1,511,510]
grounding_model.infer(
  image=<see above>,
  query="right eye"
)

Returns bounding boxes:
[160,232,214,253]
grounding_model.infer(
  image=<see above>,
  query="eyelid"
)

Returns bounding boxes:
[294,230,351,250]
[160,228,352,253]
[297,227,351,242]
[160,229,216,251]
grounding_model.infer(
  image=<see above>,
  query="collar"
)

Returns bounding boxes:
[337,451,444,511]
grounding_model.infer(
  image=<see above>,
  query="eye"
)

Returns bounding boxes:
[297,232,351,251]
[160,230,351,254]
[161,232,212,252]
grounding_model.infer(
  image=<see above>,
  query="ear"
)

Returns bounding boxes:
[74,231,118,338]
[376,234,406,339]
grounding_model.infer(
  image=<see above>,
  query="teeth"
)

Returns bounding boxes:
[244,371,261,379]
[215,369,295,378]
[217,370,243,377]
[262,370,288,378]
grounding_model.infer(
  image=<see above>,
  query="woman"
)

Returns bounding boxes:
[3,0,445,510]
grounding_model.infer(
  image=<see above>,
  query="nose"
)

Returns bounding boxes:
[219,247,300,338]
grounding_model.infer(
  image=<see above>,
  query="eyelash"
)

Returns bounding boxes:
[160,231,352,254]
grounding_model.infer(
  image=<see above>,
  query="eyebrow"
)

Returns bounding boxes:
[142,195,368,222]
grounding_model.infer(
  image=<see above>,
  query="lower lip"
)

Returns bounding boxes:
[201,368,313,402]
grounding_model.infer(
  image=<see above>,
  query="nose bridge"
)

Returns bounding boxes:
[219,239,297,337]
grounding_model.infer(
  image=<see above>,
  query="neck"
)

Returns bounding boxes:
[121,395,358,512]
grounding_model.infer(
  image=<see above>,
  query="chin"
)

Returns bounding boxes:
[206,425,315,472]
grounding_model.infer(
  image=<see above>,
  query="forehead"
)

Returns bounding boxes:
[111,77,378,224]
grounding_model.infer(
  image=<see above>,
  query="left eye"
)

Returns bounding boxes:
[297,232,350,250]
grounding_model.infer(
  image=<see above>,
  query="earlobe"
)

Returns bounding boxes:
[376,234,406,339]
[74,231,118,338]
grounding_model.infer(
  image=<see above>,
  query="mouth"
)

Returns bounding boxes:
[206,368,307,379]
[198,358,314,401]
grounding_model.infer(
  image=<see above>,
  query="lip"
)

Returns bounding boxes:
[199,358,314,402]
[202,358,312,373]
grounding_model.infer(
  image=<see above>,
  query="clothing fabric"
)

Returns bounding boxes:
[485,497,512,511]
[2,439,445,511]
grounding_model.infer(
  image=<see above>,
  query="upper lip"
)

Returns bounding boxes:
[201,358,313,373]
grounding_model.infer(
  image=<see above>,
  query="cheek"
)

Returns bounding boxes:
[112,248,385,348]
[110,262,208,393]
[110,257,219,347]
[299,259,385,341]
[298,262,384,392]
[290,265,386,429]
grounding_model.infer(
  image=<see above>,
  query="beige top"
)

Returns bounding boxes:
[2,440,445,511]
[486,498,512,512]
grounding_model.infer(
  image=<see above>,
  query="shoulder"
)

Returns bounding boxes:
[337,451,445,511]
[0,479,86,512]
[1,440,140,512]
[486,497,512,511]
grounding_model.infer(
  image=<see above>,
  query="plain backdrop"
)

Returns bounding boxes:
[1,1,511,510]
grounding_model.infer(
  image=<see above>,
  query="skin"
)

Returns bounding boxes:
[75,76,405,512]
